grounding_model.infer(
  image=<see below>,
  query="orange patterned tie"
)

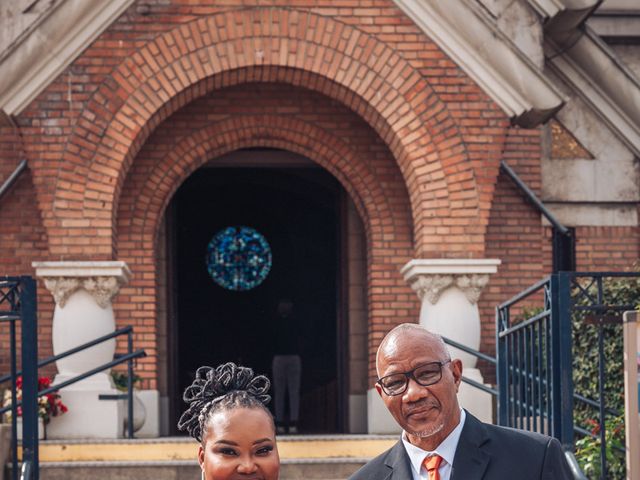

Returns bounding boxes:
[424,454,443,480]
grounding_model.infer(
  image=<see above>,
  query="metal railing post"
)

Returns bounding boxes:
[127,329,134,439]
[496,306,508,426]
[9,316,18,480]
[558,272,575,449]
[595,275,608,479]
[549,274,562,441]
[19,276,39,480]
[551,272,574,449]
[622,311,639,480]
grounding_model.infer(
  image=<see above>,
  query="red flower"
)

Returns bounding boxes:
[38,377,51,389]
[585,418,600,436]
[3,375,68,423]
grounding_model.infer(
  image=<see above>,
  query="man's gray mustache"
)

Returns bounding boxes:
[404,398,439,415]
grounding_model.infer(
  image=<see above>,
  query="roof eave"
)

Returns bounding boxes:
[0,0,135,122]
[393,0,565,128]
[544,25,640,157]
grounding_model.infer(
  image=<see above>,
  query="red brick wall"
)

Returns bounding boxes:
[14,3,506,261]
[0,127,53,375]
[575,226,640,270]
[482,127,546,360]
[1,1,636,391]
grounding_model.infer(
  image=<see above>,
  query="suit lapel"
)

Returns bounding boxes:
[383,440,414,480]
[451,412,491,480]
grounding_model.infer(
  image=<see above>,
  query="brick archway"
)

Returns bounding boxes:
[52,7,489,259]
[115,113,416,386]
[117,115,402,251]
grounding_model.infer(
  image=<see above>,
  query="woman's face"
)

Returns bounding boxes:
[199,407,280,480]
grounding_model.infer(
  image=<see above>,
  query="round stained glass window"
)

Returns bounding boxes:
[206,226,272,291]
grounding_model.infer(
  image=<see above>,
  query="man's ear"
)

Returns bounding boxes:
[451,359,463,391]
[375,383,383,398]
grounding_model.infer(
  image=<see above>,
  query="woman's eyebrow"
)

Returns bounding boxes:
[253,438,272,445]
[214,439,239,446]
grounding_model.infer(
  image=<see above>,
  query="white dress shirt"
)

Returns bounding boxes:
[401,409,466,480]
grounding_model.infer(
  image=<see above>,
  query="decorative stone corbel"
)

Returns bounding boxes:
[43,275,125,308]
[409,272,492,305]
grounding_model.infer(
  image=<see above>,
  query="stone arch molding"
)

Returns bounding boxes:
[54,7,480,258]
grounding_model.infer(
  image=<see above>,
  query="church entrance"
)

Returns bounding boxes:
[167,150,346,434]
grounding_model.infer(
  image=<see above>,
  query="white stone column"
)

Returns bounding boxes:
[33,261,131,438]
[401,258,501,424]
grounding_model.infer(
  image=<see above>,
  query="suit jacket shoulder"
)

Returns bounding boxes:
[451,412,573,480]
[348,440,413,480]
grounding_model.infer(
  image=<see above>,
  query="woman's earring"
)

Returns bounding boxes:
[201,470,205,480]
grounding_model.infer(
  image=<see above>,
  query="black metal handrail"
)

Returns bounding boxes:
[565,451,588,480]
[0,159,28,204]
[0,330,147,441]
[442,336,497,365]
[500,160,569,235]
[441,336,498,396]
[0,326,134,384]
[0,349,146,416]
[19,460,32,480]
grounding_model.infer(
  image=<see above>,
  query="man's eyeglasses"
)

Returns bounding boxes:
[376,360,451,396]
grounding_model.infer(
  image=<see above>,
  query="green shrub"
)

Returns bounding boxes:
[571,275,640,479]
[110,371,141,392]
[574,414,625,480]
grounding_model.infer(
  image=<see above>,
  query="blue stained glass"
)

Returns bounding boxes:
[206,226,272,291]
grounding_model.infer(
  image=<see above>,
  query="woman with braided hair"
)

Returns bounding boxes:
[178,362,280,480]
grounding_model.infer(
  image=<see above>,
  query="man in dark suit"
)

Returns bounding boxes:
[349,323,573,480]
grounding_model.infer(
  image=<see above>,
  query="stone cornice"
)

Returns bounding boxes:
[526,0,640,156]
[395,0,640,160]
[393,0,565,127]
[0,0,134,120]
[32,261,131,308]
[32,261,131,280]
[527,0,565,19]
[527,0,601,32]
[544,25,640,157]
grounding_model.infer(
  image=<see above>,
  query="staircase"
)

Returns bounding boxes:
[19,434,397,480]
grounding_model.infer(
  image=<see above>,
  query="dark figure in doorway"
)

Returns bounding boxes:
[271,298,303,434]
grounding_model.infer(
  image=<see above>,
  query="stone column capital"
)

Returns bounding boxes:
[32,261,131,308]
[401,259,501,304]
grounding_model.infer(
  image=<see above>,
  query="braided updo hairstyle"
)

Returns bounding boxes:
[178,363,273,443]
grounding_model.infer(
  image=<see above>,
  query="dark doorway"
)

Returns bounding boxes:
[169,158,344,433]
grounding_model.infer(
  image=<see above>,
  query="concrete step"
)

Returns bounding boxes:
[37,460,366,480]
[21,435,396,480]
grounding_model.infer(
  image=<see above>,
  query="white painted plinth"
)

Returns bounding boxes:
[52,290,115,390]
[419,287,480,367]
[457,368,493,424]
[33,261,131,439]
[367,388,401,434]
[16,417,45,440]
[348,394,367,434]
[134,390,159,438]
[47,391,123,439]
